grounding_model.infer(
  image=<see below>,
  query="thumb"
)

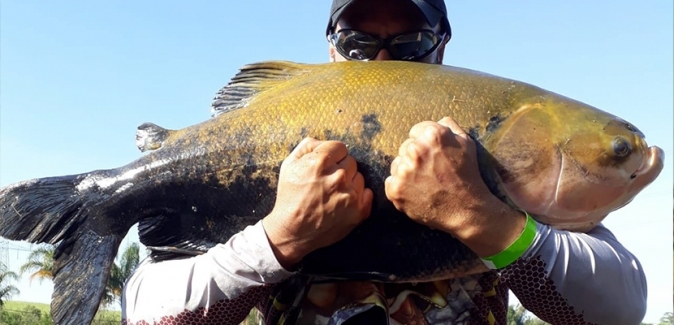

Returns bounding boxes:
[437,116,469,139]
[289,137,322,161]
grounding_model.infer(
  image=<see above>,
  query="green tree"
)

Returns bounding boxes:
[0,308,21,324]
[102,242,140,307]
[507,304,528,325]
[0,305,52,325]
[17,305,45,325]
[507,304,550,325]
[658,311,673,325]
[526,316,549,325]
[0,261,20,307]
[19,245,55,284]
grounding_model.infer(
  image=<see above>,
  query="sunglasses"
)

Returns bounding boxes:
[328,29,444,61]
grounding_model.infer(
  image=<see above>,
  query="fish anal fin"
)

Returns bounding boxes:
[136,122,174,152]
[210,61,312,117]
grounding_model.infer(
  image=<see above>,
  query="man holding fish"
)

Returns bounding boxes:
[118,0,649,324]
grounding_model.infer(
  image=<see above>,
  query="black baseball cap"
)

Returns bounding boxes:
[326,0,452,40]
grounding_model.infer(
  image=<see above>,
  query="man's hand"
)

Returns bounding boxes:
[385,117,525,257]
[263,137,373,269]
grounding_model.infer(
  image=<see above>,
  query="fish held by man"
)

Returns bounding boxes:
[0,60,664,324]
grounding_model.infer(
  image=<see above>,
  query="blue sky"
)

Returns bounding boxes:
[1,1,672,323]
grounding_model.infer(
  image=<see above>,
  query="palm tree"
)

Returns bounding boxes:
[20,242,142,308]
[19,244,54,284]
[507,304,529,325]
[103,242,141,307]
[0,261,20,307]
[658,312,673,325]
[507,304,549,325]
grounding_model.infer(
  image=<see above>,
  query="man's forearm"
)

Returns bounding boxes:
[122,221,294,325]
[501,223,647,325]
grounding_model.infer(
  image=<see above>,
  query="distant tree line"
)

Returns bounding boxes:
[507,305,673,325]
[0,241,140,323]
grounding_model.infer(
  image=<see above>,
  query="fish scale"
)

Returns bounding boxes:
[0,60,662,325]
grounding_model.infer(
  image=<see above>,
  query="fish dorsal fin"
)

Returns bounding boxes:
[210,60,310,117]
[136,122,175,152]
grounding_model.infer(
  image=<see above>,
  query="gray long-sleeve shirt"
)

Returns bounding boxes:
[121,220,647,325]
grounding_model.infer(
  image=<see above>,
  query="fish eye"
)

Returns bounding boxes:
[612,137,632,157]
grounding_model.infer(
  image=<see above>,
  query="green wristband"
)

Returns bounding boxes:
[480,211,537,269]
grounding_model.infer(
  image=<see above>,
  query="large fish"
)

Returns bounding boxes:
[0,61,663,324]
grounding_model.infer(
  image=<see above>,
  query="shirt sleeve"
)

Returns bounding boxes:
[500,222,647,325]
[121,220,294,325]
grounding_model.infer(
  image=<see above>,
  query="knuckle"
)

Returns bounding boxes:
[343,155,357,169]
[310,152,332,169]
[334,141,348,151]
[326,141,348,156]
[406,142,424,159]
[395,157,413,174]
[385,183,403,200]
[332,168,348,183]
[424,125,445,141]
[353,172,365,187]
[304,153,321,167]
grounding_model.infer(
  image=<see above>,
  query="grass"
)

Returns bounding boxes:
[2,300,122,323]
[4,301,259,325]
[3,300,50,313]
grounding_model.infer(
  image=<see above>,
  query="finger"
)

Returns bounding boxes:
[383,177,404,211]
[313,140,349,164]
[352,171,366,194]
[411,123,450,148]
[390,156,401,176]
[384,176,395,199]
[408,121,439,139]
[290,137,323,160]
[358,188,374,221]
[404,140,427,165]
[437,116,469,139]
[337,155,358,181]
[398,138,415,158]
[395,154,417,176]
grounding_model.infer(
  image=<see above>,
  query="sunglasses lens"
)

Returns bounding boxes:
[330,30,441,61]
[388,31,440,61]
[332,30,381,60]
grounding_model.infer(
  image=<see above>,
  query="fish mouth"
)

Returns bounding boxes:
[631,146,664,180]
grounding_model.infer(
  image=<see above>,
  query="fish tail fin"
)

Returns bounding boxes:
[0,174,123,324]
[0,175,89,243]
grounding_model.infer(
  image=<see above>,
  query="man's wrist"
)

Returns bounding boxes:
[261,216,305,270]
[444,196,529,259]
[480,211,536,269]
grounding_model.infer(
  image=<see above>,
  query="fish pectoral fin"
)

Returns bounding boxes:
[210,60,311,117]
[138,213,212,261]
[136,122,174,152]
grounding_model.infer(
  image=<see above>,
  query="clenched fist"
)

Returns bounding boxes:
[385,117,525,257]
[263,137,373,269]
